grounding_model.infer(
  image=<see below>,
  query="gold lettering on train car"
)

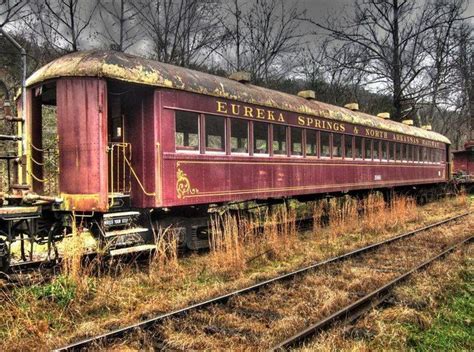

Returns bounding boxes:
[278,113,285,122]
[315,119,322,128]
[268,110,276,120]
[244,106,254,117]
[297,116,305,125]
[256,108,265,119]
[231,103,240,115]
[366,128,385,138]
[217,101,227,113]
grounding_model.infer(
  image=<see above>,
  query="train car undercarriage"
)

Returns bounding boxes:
[0,182,457,274]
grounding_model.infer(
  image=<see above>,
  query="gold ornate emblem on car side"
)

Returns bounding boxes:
[176,167,199,199]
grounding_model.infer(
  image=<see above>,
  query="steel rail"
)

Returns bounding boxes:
[272,234,473,350]
[53,211,471,352]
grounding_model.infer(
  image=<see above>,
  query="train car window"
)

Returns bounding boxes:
[205,115,225,152]
[373,140,380,160]
[344,135,353,159]
[273,124,287,155]
[382,141,388,161]
[332,133,343,158]
[291,127,303,156]
[306,129,318,157]
[320,131,330,157]
[414,146,419,162]
[388,142,394,161]
[407,144,413,162]
[421,147,427,163]
[231,119,248,153]
[364,138,372,160]
[395,143,402,161]
[354,136,363,159]
[175,111,199,151]
[253,121,269,154]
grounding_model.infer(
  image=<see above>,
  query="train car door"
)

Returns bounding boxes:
[108,94,132,201]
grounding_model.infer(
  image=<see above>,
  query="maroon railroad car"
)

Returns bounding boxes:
[452,141,474,192]
[0,51,452,266]
[453,141,474,175]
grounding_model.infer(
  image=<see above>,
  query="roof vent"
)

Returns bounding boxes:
[402,119,414,126]
[229,71,251,83]
[377,112,390,119]
[344,103,359,111]
[297,90,316,100]
[421,124,432,131]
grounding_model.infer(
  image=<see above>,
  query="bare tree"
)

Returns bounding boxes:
[0,0,28,28]
[219,0,243,71]
[306,0,469,121]
[133,0,223,68]
[456,23,474,142]
[98,0,139,52]
[27,0,98,53]
[219,0,305,84]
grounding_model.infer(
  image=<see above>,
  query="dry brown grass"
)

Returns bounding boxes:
[299,227,472,351]
[148,226,181,281]
[0,195,471,351]
[206,205,299,277]
[149,213,472,351]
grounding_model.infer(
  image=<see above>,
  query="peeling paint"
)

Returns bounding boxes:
[26,50,450,144]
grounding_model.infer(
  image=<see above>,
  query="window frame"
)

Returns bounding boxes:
[230,118,250,155]
[271,124,288,157]
[175,110,200,153]
[290,127,304,157]
[354,136,363,160]
[320,131,331,158]
[373,139,381,161]
[204,114,226,153]
[344,135,354,160]
[252,121,270,156]
[305,129,318,158]
[381,141,389,162]
[364,138,373,161]
[331,133,343,159]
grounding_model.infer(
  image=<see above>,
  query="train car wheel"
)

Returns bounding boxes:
[416,193,428,205]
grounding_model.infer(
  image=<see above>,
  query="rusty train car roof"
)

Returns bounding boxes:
[26,50,450,144]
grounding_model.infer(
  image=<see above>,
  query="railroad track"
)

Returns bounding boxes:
[53,211,472,351]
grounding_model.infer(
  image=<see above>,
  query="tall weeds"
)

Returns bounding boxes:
[61,213,86,287]
[206,193,420,277]
[149,226,181,281]
[207,205,299,277]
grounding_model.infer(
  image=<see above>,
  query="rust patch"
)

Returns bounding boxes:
[61,193,106,212]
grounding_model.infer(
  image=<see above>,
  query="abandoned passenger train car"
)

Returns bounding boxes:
[0,51,451,269]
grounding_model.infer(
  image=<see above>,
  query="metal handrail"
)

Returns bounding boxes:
[108,142,156,198]
[123,154,156,197]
